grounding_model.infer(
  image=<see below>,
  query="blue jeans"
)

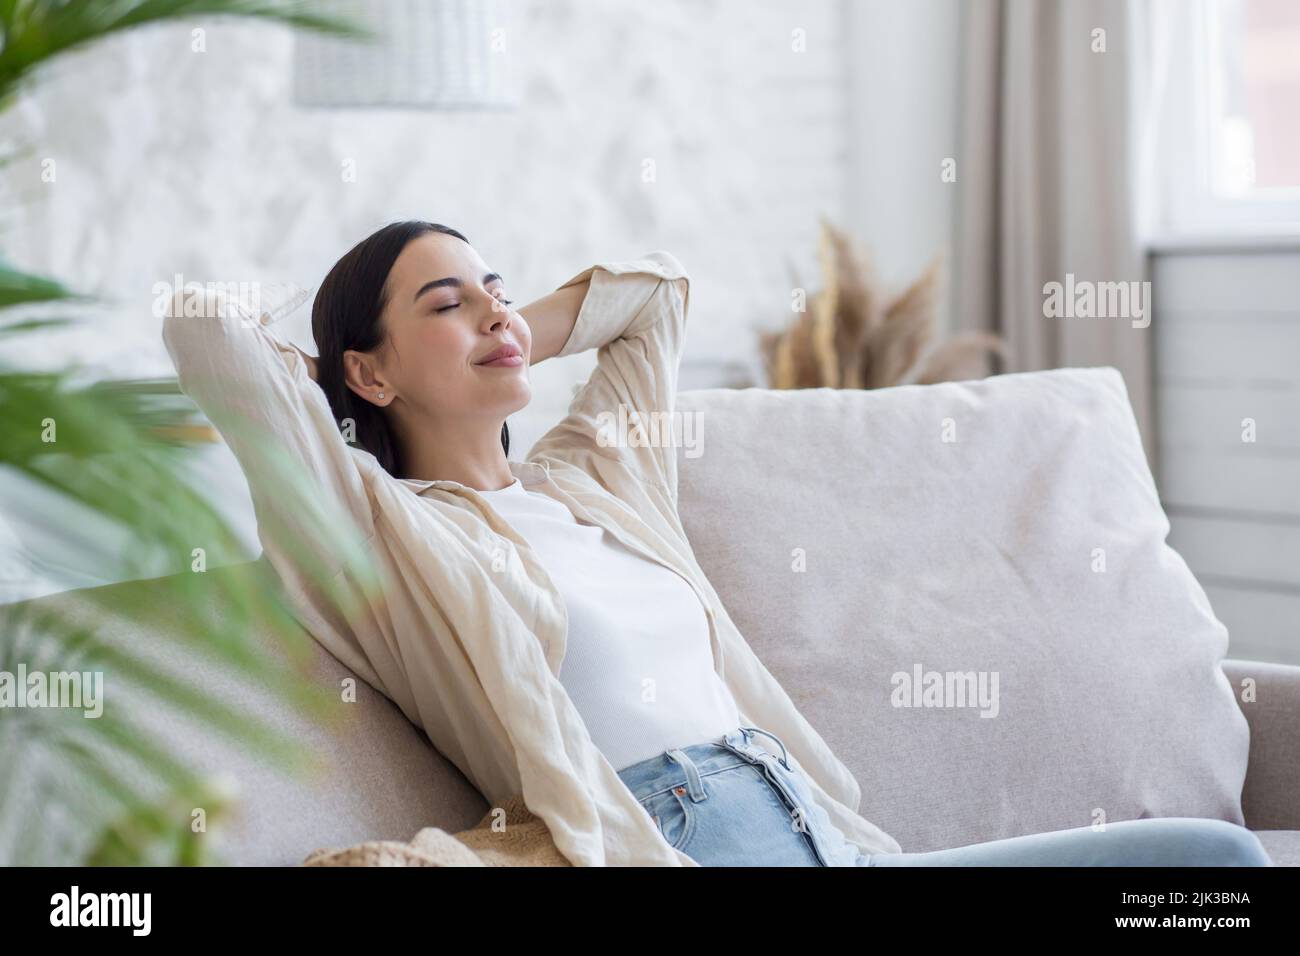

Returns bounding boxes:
[616,725,1274,867]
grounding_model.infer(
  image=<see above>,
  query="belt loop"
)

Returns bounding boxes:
[665,748,706,801]
[740,726,792,772]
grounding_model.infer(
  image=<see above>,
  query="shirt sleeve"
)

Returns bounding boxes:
[526,250,691,507]
[161,286,378,597]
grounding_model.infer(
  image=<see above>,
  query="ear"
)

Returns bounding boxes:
[343,349,392,405]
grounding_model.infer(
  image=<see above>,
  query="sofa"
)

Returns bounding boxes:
[11,366,1299,865]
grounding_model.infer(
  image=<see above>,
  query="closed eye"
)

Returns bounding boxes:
[435,294,512,314]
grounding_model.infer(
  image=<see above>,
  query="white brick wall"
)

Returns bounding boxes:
[1,0,875,598]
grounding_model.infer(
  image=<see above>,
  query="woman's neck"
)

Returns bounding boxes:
[396,417,513,491]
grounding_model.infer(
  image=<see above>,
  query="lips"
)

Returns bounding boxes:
[475,342,524,366]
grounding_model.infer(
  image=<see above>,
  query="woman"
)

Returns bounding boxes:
[162,220,1271,867]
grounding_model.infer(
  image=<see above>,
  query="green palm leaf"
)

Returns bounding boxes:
[0,0,377,866]
[0,0,374,107]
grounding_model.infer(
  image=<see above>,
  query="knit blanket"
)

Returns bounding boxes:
[300,794,572,867]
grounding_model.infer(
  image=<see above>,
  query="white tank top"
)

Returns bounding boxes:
[480,477,741,771]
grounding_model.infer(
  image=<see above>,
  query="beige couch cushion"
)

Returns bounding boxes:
[674,367,1251,853]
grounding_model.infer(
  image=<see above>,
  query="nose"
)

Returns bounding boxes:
[480,293,513,329]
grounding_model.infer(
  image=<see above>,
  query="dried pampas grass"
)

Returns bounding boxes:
[759,217,1005,390]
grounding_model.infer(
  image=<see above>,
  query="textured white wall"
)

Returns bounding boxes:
[9,0,953,598]
[7,1,854,394]
[846,0,962,335]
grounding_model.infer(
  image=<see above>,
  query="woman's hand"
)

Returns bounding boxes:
[291,343,319,382]
[518,279,590,365]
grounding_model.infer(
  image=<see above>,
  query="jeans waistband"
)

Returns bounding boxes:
[616,725,794,802]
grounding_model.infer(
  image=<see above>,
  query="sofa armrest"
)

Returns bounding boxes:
[1221,658,1300,830]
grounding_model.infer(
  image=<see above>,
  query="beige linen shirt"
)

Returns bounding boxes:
[162,250,902,866]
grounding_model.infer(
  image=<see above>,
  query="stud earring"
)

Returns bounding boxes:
[377,392,385,400]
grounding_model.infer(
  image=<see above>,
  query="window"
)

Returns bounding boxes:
[1148,0,1300,238]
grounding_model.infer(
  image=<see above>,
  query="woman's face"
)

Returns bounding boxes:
[347,231,532,426]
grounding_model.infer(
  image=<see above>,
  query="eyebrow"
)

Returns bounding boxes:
[413,271,503,303]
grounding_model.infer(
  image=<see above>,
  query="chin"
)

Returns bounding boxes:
[504,381,533,414]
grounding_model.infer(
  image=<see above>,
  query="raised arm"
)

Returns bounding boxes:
[525,251,691,505]
[161,286,377,599]
[518,279,591,366]
[288,342,319,382]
